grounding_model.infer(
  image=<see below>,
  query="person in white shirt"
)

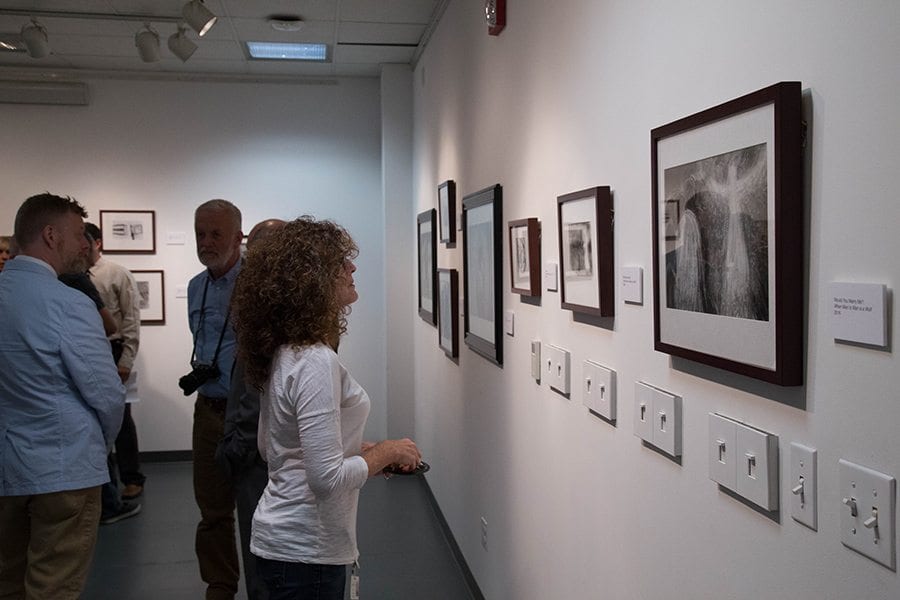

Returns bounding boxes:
[231,216,421,600]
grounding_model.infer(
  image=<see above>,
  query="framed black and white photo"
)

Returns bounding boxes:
[417,209,437,325]
[99,210,156,254]
[508,218,541,296]
[651,81,803,385]
[463,184,503,365]
[557,186,614,317]
[438,180,457,245]
[438,268,459,358]
[131,269,165,325]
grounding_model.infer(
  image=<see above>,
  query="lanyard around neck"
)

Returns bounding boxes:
[190,275,232,366]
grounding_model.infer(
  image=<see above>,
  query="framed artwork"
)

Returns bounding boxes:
[651,81,803,386]
[557,186,614,317]
[99,210,156,254]
[417,209,437,325]
[508,218,541,296]
[438,180,457,245]
[438,268,459,358]
[131,269,165,325]
[462,184,503,365]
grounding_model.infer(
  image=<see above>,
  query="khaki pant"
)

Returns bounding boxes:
[194,395,239,600]
[0,486,101,600]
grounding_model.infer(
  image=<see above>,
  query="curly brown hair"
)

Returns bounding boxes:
[231,216,358,389]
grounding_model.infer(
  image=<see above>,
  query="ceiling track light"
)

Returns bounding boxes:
[168,25,197,62]
[182,0,217,37]
[21,18,50,58]
[135,24,160,63]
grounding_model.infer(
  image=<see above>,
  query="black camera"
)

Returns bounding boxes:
[178,362,221,396]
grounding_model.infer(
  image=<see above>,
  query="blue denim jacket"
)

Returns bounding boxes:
[0,257,126,496]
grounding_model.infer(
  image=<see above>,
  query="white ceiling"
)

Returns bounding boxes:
[0,0,447,80]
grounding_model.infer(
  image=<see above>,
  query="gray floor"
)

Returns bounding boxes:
[84,461,476,600]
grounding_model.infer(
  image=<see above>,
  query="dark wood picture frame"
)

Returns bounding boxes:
[417,209,438,325]
[651,81,803,386]
[508,218,541,296]
[99,210,156,254]
[462,184,503,366]
[557,186,614,317]
[438,180,457,245]
[131,269,165,325]
[438,268,459,358]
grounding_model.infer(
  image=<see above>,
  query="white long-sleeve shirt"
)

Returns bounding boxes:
[251,343,370,565]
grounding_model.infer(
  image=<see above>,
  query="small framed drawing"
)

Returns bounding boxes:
[508,218,541,296]
[99,210,156,254]
[462,184,503,365]
[557,186,614,317]
[438,180,457,245]
[131,269,165,325]
[417,209,437,325]
[651,81,803,386]
[438,268,459,358]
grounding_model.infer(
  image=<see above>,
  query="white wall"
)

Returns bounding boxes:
[0,76,387,450]
[412,1,900,598]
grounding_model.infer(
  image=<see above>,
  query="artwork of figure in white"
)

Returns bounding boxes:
[512,226,529,289]
[564,221,592,280]
[137,280,150,310]
[664,142,768,321]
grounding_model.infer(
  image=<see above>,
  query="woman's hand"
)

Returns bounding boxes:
[361,438,421,477]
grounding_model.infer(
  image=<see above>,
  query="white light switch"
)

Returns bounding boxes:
[504,310,515,336]
[633,382,654,443]
[735,423,779,511]
[583,361,615,422]
[839,459,896,570]
[790,443,817,530]
[530,340,541,382]
[708,413,738,491]
[546,344,570,396]
[650,388,681,458]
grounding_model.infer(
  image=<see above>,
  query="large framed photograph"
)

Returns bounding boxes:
[557,186,614,317]
[438,180,457,245]
[651,81,803,386]
[99,210,156,254]
[438,268,459,358]
[508,218,541,296]
[462,184,503,365]
[131,269,165,325]
[417,209,437,325]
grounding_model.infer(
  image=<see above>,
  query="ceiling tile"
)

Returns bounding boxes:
[230,18,334,44]
[340,0,438,24]
[333,44,414,64]
[218,0,337,21]
[338,22,424,45]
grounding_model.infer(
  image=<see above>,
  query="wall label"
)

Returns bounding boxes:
[829,282,888,347]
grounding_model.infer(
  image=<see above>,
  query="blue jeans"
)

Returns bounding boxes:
[256,557,346,600]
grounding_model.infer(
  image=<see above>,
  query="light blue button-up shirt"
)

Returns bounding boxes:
[0,257,126,496]
[187,259,241,398]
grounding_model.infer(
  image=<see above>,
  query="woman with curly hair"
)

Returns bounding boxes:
[231,216,421,600]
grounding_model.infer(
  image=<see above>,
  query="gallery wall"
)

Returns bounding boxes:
[411,1,900,598]
[0,76,389,451]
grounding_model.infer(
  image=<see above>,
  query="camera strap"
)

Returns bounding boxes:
[190,276,232,368]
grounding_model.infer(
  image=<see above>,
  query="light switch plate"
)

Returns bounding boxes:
[583,361,615,422]
[546,344,570,396]
[790,443,817,530]
[839,459,896,570]
[633,382,654,442]
[650,388,681,458]
[175,284,188,298]
[708,413,738,491]
[530,340,541,382]
[735,423,779,511]
[504,310,515,336]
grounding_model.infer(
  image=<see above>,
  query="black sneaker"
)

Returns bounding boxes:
[100,501,142,525]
